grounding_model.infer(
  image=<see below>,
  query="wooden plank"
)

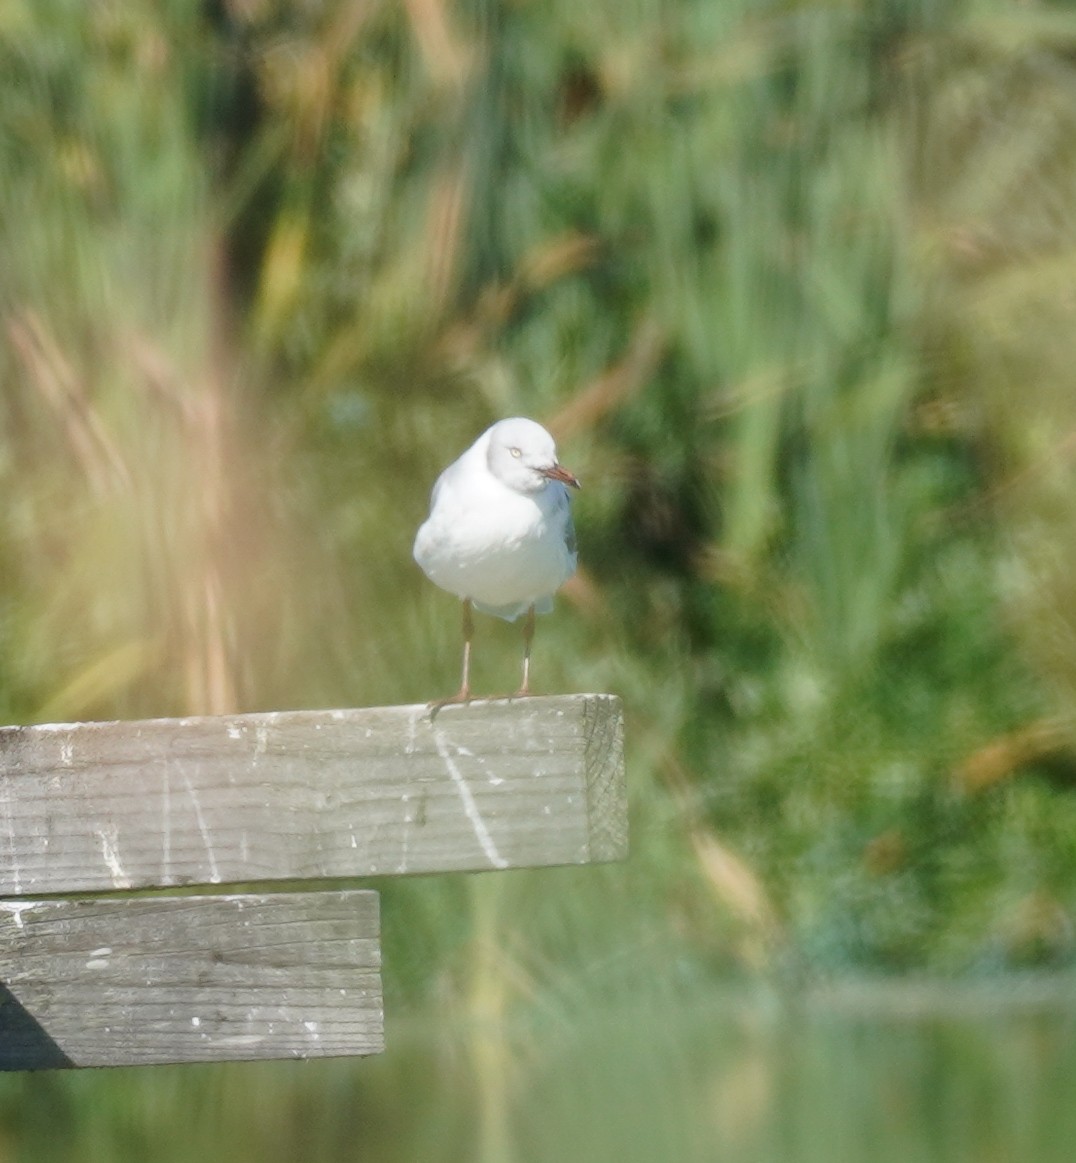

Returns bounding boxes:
[0,890,382,1069]
[0,694,626,896]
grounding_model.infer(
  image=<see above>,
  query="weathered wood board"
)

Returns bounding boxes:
[0,694,625,895]
[0,890,382,1069]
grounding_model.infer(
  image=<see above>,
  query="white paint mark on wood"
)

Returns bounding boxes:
[454,743,505,786]
[405,709,419,756]
[397,800,410,872]
[0,902,34,929]
[97,825,132,889]
[182,770,220,883]
[0,784,20,895]
[432,727,508,870]
[161,758,172,875]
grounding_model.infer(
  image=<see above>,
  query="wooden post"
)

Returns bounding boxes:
[0,694,625,893]
[0,891,382,1068]
[0,694,626,1069]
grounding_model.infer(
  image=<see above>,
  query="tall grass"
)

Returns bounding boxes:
[2,0,1076,1159]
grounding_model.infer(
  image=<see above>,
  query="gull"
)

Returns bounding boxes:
[414,417,580,706]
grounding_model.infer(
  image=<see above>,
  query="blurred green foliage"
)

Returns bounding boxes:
[3,0,1076,1158]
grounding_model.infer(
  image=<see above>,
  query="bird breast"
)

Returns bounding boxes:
[414,477,575,612]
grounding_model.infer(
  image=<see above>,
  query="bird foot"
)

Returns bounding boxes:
[487,687,533,702]
[427,685,535,719]
[426,688,472,719]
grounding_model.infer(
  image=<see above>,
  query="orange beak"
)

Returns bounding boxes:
[541,463,581,489]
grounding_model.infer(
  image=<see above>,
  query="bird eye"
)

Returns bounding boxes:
[510,447,522,459]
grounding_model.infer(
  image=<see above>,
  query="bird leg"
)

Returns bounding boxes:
[429,599,474,713]
[514,604,536,698]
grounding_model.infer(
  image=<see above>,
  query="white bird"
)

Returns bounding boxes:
[414,417,580,706]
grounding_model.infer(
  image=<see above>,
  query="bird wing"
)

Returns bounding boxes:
[551,483,577,564]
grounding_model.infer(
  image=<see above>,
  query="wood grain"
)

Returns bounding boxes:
[0,890,382,1069]
[0,694,626,895]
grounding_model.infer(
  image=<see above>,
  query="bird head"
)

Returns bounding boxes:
[486,417,581,495]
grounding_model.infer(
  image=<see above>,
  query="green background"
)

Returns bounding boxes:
[3,1,1076,1158]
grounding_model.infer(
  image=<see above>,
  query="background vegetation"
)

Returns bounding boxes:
[2,0,1076,1158]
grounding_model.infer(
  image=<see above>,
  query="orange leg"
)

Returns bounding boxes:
[430,599,474,712]
[515,604,536,698]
